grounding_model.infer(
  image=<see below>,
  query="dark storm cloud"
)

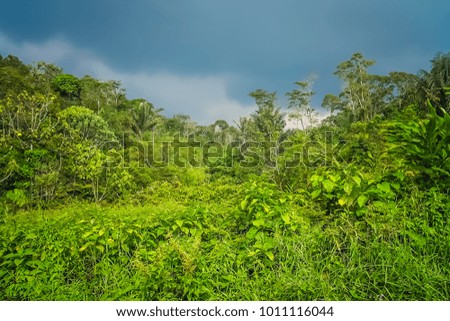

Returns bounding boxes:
[1,0,449,123]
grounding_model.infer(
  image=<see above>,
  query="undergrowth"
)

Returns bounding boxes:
[1,180,449,300]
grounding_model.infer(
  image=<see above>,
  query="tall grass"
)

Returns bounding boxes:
[1,181,448,300]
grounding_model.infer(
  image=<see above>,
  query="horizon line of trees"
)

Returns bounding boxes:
[1,51,450,208]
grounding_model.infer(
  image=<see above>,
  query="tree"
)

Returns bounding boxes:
[209,119,229,142]
[30,62,63,95]
[322,53,375,123]
[1,90,57,150]
[335,52,375,122]
[387,71,419,112]
[52,74,81,101]
[0,55,31,99]
[234,116,256,144]
[58,105,116,146]
[366,74,394,118]
[0,89,61,206]
[163,114,197,137]
[286,76,318,132]
[418,52,450,113]
[80,76,126,114]
[213,119,229,132]
[129,99,163,140]
[322,52,403,124]
[249,89,285,141]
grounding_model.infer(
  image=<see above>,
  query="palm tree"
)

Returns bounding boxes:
[418,52,450,113]
[129,99,163,140]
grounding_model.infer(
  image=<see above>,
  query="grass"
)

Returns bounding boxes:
[1,181,449,300]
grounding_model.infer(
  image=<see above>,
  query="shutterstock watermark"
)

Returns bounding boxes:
[103,131,345,169]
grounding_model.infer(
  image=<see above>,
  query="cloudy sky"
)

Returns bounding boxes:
[1,0,449,124]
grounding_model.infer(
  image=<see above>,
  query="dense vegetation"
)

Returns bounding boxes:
[1,52,450,300]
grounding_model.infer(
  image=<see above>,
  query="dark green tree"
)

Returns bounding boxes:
[0,55,31,99]
[52,74,81,101]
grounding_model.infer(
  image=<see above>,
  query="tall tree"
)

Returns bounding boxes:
[249,89,285,141]
[418,52,450,113]
[321,53,372,123]
[52,74,81,102]
[387,71,419,111]
[335,52,375,122]
[234,116,256,144]
[286,76,318,131]
[0,55,31,99]
[30,62,63,95]
[80,77,126,114]
[129,99,163,140]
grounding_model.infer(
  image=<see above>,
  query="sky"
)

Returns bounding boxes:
[0,0,449,125]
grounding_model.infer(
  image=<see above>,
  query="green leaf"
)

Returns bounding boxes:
[252,219,265,227]
[322,179,335,193]
[79,242,92,252]
[393,171,405,181]
[82,231,93,239]
[156,227,166,236]
[344,182,353,195]
[175,219,184,228]
[357,194,368,208]
[372,200,386,209]
[356,207,368,217]
[265,251,275,261]
[329,174,340,183]
[246,227,259,239]
[281,213,291,224]
[377,182,391,193]
[338,197,347,206]
[26,260,44,269]
[310,174,323,187]
[391,182,400,191]
[240,199,248,210]
[14,259,24,266]
[263,239,277,250]
[352,176,362,186]
[311,189,322,199]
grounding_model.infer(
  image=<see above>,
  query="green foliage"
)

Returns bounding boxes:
[5,189,29,208]
[58,105,117,145]
[386,103,450,187]
[286,77,318,131]
[305,164,402,218]
[322,52,376,123]
[1,179,449,300]
[249,89,286,141]
[129,99,163,140]
[418,52,450,113]
[2,53,450,301]
[52,74,81,100]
